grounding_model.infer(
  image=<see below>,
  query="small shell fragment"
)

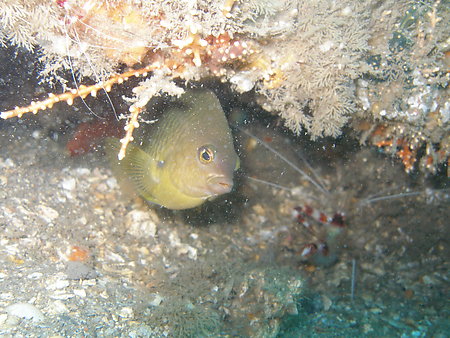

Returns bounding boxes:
[6,302,45,323]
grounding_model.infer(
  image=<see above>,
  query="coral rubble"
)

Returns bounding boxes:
[0,0,448,173]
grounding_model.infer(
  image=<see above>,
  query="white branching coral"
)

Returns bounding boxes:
[255,1,370,137]
[0,1,60,50]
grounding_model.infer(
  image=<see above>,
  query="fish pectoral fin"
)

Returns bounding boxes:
[106,138,159,202]
[121,143,160,201]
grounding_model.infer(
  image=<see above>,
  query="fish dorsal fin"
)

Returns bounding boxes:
[106,138,160,203]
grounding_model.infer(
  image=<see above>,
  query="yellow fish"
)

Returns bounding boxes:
[107,89,239,210]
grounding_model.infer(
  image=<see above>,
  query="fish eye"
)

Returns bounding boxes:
[198,145,215,164]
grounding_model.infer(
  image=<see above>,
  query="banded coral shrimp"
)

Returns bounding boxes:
[225,109,449,333]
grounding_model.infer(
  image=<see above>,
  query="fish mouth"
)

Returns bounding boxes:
[206,175,233,195]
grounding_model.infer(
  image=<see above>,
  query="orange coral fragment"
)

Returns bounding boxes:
[68,246,89,262]
[397,144,417,173]
[369,124,419,173]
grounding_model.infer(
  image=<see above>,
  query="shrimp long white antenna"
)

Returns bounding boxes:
[246,176,296,192]
[63,21,103,118]
[357,188,450,207]
[237,126,329,195]
[247,176,322,203]
[76,18,160,53]
[359,191,422,205]
[71,26,119,119]
[295,148,329,195]
[361,186,404,201]
[63,17,117,119]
